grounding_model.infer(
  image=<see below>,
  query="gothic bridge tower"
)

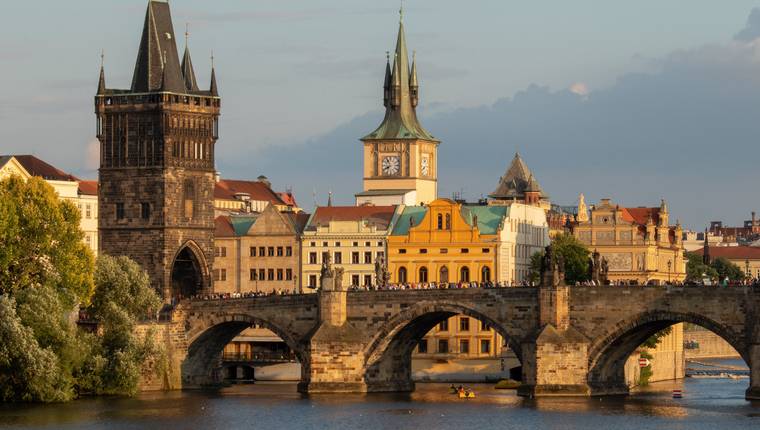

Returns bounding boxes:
[95,0,220,301]
[356,9,440,206]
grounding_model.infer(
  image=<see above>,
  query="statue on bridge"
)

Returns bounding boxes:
[542,245,565,287]
[320,253,345,292]
[588,249,610,285]
[374,255,391,288]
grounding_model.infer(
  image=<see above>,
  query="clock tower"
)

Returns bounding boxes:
[355,11,439,207]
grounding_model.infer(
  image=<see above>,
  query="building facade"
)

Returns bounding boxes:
[573,198,686,284]
[495,203,550,284]
[213,205,308,295]
[694,246,760,280]
[356,14,439,206]
[214,176,299,215]
[301,206,399,289]
[96,0,220,301]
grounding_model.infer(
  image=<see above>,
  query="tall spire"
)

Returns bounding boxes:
[410,51,419,107]
[362,10,436,142]
[181,23,200,92]
[97,50,106,95]
[209,51,219,97]
[131,0,185,93]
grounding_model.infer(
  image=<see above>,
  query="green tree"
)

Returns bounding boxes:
[711,257,745,282]
[0,176,95,306]
[685,252,718,282]
[528,234,591,284]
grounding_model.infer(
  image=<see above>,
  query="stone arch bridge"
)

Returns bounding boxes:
[153,284,760,400]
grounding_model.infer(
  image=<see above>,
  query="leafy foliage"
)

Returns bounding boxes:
[528,234,591,284]
[0,176,94,306]
[685,252,744,282]
[710,257,745,282]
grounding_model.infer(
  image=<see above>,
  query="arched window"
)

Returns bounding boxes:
[419,267,428,283]
[460,266,470,282]
[445,214,451,230]
[481,266,491,282]
[398,267,407,284]
[439,266,449,284]
[437,214,443,230]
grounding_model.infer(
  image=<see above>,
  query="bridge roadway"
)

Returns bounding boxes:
[151,284,760,400]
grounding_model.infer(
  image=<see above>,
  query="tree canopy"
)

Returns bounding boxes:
[529,233,591,284]
[685,252,744,282]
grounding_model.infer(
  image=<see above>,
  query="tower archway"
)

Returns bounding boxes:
[170,241,208,302]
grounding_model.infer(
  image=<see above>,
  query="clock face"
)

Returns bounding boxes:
[421,155,430,176]
[382,156,400,176]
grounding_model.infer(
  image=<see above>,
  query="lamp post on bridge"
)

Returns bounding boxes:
[667,260,672,284]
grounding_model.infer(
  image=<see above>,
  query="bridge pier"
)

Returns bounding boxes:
[748,344,760,400]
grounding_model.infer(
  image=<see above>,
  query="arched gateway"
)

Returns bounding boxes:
[169,241,210,302]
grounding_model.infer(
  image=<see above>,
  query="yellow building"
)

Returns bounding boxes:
[573,198,686,284]
[356,15,439,206]
[693,246,760,280]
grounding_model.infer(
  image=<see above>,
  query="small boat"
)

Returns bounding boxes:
[458,389,476,399]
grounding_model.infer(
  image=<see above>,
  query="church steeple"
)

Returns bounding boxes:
[97,52,106,95]
[362,11,436,142]
[181,24,200,92]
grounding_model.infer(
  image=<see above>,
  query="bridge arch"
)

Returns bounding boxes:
[182,312,306,387]
[587,310,749,394]
[362,300,522,391]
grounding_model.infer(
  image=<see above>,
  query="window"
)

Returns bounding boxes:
[461,248,470,254]
[481,321,491,331]
[398,267,407,283]
[309,252,317,264]
[364,252,372,264]
[460,317,470,331]
[250,269,257,280]
[309,275,317,288]
[364,274,372,286]
[365,242,371,247]
[86,204,92,219]
[214,247,227,258]
[377,241,383,247]
[322,252,330,263]
[399,249,407,254]
[437,214,443,230]
[141,202,150,220]
[213,269,227,282]
[268,247,275,257]
[115,203,125,220]
[438,339,449,354]
[482,248,490,253]
[445,214,451,230]
[250,247,257,257]
[259,269,265,281]
[377,251,384,260]
[440,249,448,254]
[352,275,360,286]
[459,340,470,354]
[277,269,284,281]
[277,247,284,257]
[183,179,195,219]
[480,339,491,354]
[286,246,293,257]
[310,242,316,247]
[335,242,341,247]
[353,242,358,247]
[419,267,428,283]
[267,269,275,281]
[420,249,428,254]
[481,266,491,282]
[352,252,360,264]
[334,252,342,264]
[460,266,470,282]
[322,242,328,247]
[438,319,448,331]
[286,269,293,281]
[418,339,428,353]
[439,266,449,283]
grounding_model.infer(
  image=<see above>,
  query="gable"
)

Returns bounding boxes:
[247,204,296,236]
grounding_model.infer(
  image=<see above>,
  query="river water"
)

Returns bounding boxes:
[1,361,758,430]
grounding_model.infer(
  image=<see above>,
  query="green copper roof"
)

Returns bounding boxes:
[461,206,508,235]
[230,215,258,236]
[391,206,428,235]
[362,20,437,142]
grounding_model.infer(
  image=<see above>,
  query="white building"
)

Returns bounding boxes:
[496,203,550,283]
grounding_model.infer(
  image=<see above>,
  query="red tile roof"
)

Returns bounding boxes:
[278,191,298,208]
[620,207,661,225]
[307,206,397,230]
[214,179,285,206]
[78,180,98,196]
[692,246,760,260]
[215,216,235,237]
[13,155,79,182]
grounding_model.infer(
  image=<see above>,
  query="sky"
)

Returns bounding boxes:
[1,0,760,229]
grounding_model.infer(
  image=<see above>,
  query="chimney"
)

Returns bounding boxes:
[753,211,757,226]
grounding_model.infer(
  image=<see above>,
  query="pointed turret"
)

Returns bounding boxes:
[97,63,106,95]
[131,0,185,93]
[489,153,548,201]
[362,12,436,141]
[210,64,219,97]
[383,53,392,108]
[181,28,200,92]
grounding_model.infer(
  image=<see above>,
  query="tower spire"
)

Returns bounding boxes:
[383,51,392,108]
[131,0,185,93]
[97,50,106,95]
[410,50,418,107]
[209,51,218,96]
[181,22,200,92]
